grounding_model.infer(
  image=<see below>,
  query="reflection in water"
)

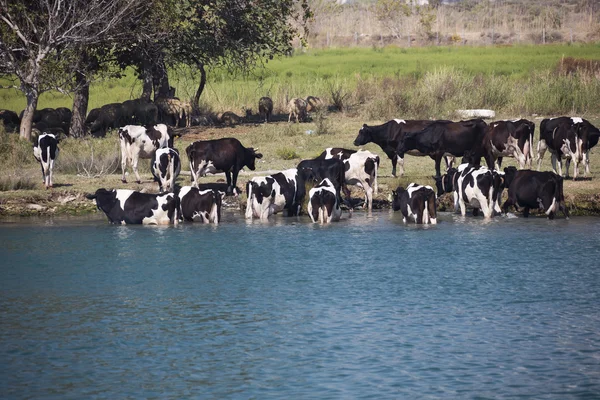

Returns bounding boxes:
[1,211,599,398]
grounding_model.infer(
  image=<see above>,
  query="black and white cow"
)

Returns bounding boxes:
[502,168,569,219]
[537,117,600,180]
[435,163,502,218]
[178,186,222,224]
[391,183,437,224]
[86,188,179,225]
[397,119,488,178]
[483,119,535,170]
[245,168,304,220]
[119,124,176,184]
[151,147,181,193]
[307,178,342,223]
[186,138,263,194]
[316,147,380,211]
[297,158,350,203]
[353,119,453,177]
[33,133,59,189]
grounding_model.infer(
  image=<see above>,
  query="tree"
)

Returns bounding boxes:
[0,0,145,140]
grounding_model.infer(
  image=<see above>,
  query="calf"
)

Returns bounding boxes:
[397,119,487,178]
[483,119,535,170]
[287,98,308,123]
[33,133,59,189]
[186,138,263,194]
[354,119,453,177]
[151,147,181,193]
[317,147,380,211]
[178,186,222,224]
[502,169,569,219]
[245,168,304,220]
[391,183,437,224]
[86,188,179,225]
[307,178,342,223]
[258,97,273,123]
[119,124,176,184]
[537,117,600,180]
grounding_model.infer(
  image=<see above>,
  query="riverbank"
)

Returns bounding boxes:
[2,116,600,219]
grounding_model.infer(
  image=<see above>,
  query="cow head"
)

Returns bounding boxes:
[245,148,263,170]
[433,168,456,197]
[353,124,371,146]
[391,187,405,211]
[503,166,518,188]
[396,132,416,158]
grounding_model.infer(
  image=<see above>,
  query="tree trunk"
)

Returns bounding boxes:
[70,70,90,138]
[20,88,38,141]
[193,62,207,109]
[152,53,171,100]
[140,60,153,101]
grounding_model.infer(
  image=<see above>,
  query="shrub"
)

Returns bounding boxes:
[313,108,333,135]
[58,135,121,178]
[276,147,300,160]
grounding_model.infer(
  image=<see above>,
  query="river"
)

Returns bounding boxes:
[1,211,599,399]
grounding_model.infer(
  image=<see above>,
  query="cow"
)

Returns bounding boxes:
[391,183,437,224]
[151,147,181,193]
[178,186,222,224]
[502,168,569,219]
[307,178,342,223]
[186,138,263,194]
[483,119,535,170]
[258,97,273,123]
[288,98,308,123]
[86,188,179,225]
[537,117,600,180]
[245,168,304,220]
[33,133,59,189]
[119,124,176,184]
[353,119,454,177]
[396,119,488,178]
[316,147,380,211]
[297,158,350,204]
[435,163,502,218]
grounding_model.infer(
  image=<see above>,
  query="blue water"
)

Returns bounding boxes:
[1,211,600,399]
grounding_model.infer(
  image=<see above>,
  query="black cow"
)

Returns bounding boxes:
[537,117,600,180]
[151,147,181,193]
[353,119,453,177]
[296,158,350,203]
[86,188,179,225]
[245,168,305,220]
[391,183,437,224]
[397,119,488,178]
[178,186,222,224]
[186,138,263,194]
[33,133,59,189]
[483,119,535,170]
[502,168,569,219]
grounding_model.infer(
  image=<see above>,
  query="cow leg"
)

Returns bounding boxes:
[434,156,442,178]
[121,144,128,183]
[572,157,578,180]
[564,157,570,179]
[397,155,404,177]
[363,183,373,212]
[444,155,455,170]
[48,160,54,188]
[391,154,398,177]
[550,154,559,175]
[536,139,547,171]
[522,207,530,218]
[458,198,467,217]
[472,207,480,217]
[226,171,235,194]
[497,157,503,169]
[132,152,142,184]
[584,150,591,177]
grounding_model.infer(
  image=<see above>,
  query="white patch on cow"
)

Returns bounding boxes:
[393,119,406,125]
[571,117,583,124]
[545,197,558,216]
[179,185,193,199]
[115,190,135,211]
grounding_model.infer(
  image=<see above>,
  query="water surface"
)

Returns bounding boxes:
[1,212,599,399]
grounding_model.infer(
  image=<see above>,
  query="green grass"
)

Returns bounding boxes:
[2,44,600,116]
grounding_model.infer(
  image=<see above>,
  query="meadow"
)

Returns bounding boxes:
[1,44,600,216]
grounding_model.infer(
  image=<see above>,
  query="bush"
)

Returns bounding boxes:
[276,147,300,160]
[313,108,333,135]
[58,134,121,178]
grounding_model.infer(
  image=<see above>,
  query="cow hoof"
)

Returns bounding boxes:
[136,181,141,184]
[122,179,127,184]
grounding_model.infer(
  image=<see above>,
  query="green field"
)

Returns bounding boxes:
[2,43,600,118]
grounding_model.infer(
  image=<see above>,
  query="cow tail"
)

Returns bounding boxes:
[318,192,325,224]
[211,190,219,224]
[423,200,429,224]
[529,130,534,168]
[373,156,379,194]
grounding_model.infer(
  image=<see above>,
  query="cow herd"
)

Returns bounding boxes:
[31,113,599,225]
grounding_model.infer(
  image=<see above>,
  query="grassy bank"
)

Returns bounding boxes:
[2,114,600,218]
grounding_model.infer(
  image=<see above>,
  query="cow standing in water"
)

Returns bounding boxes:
[307,178,342,224]
[87,189,179,225]
[391,183,437,224]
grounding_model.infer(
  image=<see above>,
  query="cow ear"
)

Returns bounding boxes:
[255,152,263,159]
